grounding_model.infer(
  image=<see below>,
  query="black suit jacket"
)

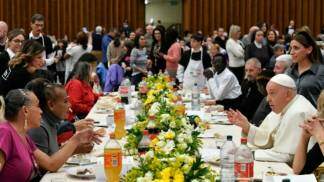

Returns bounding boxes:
[0,50,10,76]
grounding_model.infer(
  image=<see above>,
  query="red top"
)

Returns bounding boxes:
[65,79,100,121]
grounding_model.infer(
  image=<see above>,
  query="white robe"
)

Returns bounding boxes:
[247,94,317,164]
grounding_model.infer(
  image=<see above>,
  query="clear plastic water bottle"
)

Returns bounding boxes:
[119,78,131,104]
[191,83,200,111]
[234,138,254,180]
[138,78,148,98]
[138,130,151,155]
[220,135,236,182]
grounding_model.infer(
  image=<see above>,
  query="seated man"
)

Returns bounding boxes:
[239,58,264,120]
[273,54,292,75]
[227,74,317,163]
[203,53,241,109]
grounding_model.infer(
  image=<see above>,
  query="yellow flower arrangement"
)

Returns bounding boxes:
[164,131,175,140]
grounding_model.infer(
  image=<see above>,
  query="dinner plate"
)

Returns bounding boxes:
[66,166,96,178]
[66,156,97,166]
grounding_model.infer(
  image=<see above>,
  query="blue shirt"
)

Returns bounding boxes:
[104,64,124,92]
[101,34,113,64]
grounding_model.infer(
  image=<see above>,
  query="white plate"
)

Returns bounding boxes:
[66,156,97,165]
[66,166,96,178]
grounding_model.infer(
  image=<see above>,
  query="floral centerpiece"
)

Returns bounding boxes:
[124,75,218,181]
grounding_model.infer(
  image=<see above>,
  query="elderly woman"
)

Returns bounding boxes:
[0,40,45,96]
[293,90,324,174]
[0,89,99,181]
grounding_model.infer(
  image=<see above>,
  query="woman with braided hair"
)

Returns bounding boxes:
[0,40,45,96]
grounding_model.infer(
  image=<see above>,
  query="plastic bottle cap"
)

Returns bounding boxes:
[149,115,155,120]
[241,138,247,144]
[109,133,116,139]
[226,135,233,141]
[143,130,149,135]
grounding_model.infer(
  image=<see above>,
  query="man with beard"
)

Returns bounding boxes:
[203,53,241,109]
[239,58,264,120]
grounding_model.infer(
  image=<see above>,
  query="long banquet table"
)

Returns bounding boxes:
[41,95,294,182]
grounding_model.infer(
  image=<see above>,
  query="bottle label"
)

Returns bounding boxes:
[114,109,125,122]
[119,86,129,94]
[104,151,122,168]
[234,162,254,178]
[139,85,148,94]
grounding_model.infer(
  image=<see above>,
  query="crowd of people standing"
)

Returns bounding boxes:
[0,13,324,181]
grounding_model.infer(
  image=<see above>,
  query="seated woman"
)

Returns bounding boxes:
[203,53,241,110]
[0,89,100,181]
[293,90,324,174]
[26,78,96,152]
[65,61,101,120]
[0,40,45,96]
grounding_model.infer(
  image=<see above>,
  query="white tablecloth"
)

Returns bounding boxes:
[41,99,293,181]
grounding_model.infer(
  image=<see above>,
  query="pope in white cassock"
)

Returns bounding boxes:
[227,74,317,164]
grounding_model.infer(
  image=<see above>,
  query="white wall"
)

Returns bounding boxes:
[145,0,182,28]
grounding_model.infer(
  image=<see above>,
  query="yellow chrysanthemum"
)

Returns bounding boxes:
[156,83,164,90]
[144,96,154,105]
[174,169,185,182]
[160,167,172,181]
[165,131,175,140]
[150,138,159,148]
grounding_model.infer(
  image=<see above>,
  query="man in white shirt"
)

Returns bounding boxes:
[27,14,56,69]
[227,74,317,164]
[203,53,241,109]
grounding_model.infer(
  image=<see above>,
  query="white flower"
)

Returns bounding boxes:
[148,102,160,115]
[160,113,171,123]
[145,150,154,160]
[178,143,187,150]
[177,134,185,143]
[147,120,156,128]
[137,172,153,182]
[170,121,176,128]
[162,140,175,154]
[186,135,193,144]
[156,140,166,148]
[144,171,153,180]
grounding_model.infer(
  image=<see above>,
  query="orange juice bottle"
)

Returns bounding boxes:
[114,102,126,139]
[104,133,122,182]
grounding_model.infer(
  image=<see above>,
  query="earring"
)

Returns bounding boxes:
[24,114,28,130]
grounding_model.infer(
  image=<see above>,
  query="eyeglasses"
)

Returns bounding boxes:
[12,39,24,44]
